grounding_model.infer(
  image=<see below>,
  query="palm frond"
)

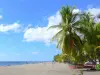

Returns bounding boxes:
[51,30,63,42]
[47,24,62,30]
[71,13,79,23]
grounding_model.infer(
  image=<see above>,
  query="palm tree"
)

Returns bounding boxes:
[77,12,100,63]
[48,6,83,63]
[48,6,100,65]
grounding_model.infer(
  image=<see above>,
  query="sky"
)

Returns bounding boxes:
[0,0,100,61]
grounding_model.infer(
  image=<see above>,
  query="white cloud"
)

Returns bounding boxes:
[23,8,100,44]
[0,15,3,20]
[23,9,80,44]
[87,8,100,22]
[0,22,21,32]
[32,52,39,55]
[73,9,80,14]
[24,11,61,44]
[48,11,62,27]
[87,8,100,16]
[24,27,59,43]
[23,24,32,32]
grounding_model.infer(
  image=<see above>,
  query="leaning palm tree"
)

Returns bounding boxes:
[48,6,83,63]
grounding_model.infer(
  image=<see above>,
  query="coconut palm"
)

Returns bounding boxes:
[48,6,84,63]
[49,6,82,53]
[76,12,100,63]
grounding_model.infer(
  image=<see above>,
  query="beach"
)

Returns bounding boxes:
[0,62,99,75]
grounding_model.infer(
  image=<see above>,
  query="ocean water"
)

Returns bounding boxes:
[0,61,44,66]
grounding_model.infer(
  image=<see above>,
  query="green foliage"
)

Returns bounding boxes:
[54,54,61,62]
[53,54,68,62]
[96,64,100,70]
[48,5,100,65]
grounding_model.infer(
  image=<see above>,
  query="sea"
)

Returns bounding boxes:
[0,61,48,66]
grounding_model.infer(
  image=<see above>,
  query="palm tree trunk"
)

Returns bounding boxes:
[69,26,72,54]
[99,59,100,64]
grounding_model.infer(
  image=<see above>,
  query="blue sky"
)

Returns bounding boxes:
[0,0,100,61]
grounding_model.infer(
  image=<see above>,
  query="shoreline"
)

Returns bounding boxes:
[0,61,54,67]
